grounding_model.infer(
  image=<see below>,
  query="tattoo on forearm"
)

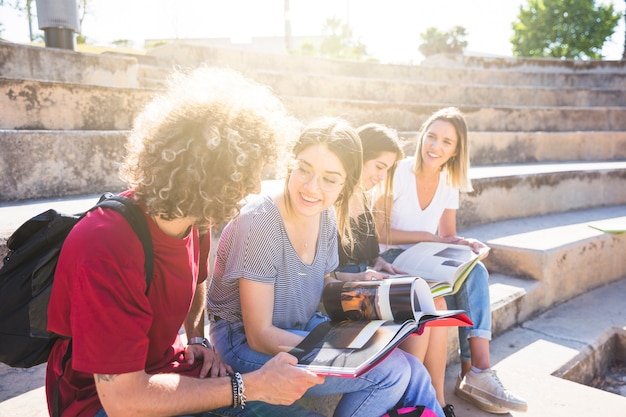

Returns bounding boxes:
[95,374,118,382]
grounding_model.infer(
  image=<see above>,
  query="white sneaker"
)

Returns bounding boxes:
[455,369,528,414]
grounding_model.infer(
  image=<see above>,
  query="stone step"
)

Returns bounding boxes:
[281,96,626,132]
[3,75,625,132]
[0,41,141,88]
[2,127,624,201]
[0,130,127,201]
[459,204,626,315]
[250,70,626,107]
[146,43,626,89]
[0,78,156,130]
[3,132,624,223]
[458,161,626,228]
[422,52,626,73]
[401,131,626,165]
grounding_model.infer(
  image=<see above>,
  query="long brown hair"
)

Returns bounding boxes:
[284,117,363,248]
[356,123,405,242]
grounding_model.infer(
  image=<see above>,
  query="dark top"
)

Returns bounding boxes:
[338,210,380,267]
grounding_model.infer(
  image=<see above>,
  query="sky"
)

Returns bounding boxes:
[1,0,624,63]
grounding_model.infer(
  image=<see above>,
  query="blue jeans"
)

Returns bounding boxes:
[380,248,492,365]
[210,313,444,417]
[95,398,320,417]
[336,262,369,274]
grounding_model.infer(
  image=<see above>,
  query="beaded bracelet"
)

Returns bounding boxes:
[230,372,246,409]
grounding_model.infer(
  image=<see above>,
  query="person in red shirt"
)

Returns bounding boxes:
[45,66,324,417]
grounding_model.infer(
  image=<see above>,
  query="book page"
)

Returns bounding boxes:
[291,320,417,377]
[588,218,626,234]
[391,242,481,285]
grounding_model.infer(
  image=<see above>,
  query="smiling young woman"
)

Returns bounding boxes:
[207,117,447,417]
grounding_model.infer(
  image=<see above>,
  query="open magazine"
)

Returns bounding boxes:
[587,219,626,234]
[390,242,490,297]
[289,277,472,377]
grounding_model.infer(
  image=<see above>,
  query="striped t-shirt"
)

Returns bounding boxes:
[207,195,339,330]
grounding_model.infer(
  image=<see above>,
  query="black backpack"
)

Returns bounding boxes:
[0,193,154,368]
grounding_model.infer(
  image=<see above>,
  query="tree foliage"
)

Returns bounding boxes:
[318,16,370,60]
[418,26,468,57]
[511,0,621,59]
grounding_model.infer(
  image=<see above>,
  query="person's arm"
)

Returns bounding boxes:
[94,352,324,417]
[439,208,489,254]
[184,281,206,339]
[182,281,232,378]
[239,278,304,355]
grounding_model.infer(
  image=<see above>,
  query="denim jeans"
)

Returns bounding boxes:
[210,313,444,417]
[95,396,321,417]
[380,248,492,365]
[336,262,369,274]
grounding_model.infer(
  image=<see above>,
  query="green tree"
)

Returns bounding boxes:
[511,0,621,59]
[319,16,370,60]
[418,26,468,57]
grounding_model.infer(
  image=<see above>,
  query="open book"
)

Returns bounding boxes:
[588,219,626,234]
[289,277,472,377]
[390,242,490,297]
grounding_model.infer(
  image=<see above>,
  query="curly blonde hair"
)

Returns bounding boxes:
[120,66,299,230]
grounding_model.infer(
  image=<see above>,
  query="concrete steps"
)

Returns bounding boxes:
[280,96,626,132]
[0,78,155,130]
[250,70,626,107]
[1,40,625,416]
[0,130,127,201]
[6,76,626,132]
[399,131,626,164]
[146,43,626,89]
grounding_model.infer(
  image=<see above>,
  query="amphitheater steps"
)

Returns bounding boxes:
[280,96,626,132]
[400,131,626,164]
[249,71,626,107]
[459,161,626,228]
[0,78,155,130]
[7,76,626,133]
[461,205,626,302]
[146,43,626,89]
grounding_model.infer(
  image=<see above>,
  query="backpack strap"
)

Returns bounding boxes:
[51,341,72,417]
[94,193,154,294]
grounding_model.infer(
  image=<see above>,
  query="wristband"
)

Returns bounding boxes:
[188,337,210,349]
[230,372,246,409]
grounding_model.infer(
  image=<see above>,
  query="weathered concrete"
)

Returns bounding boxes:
[147,43,626,89]
[0,78,156,130]
[0,41,140,88]
[0,130,127,201]
[250,70,626,107]
[5,77,626,132]
[458,162,626,228]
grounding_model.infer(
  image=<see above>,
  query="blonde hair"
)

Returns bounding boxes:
[120,66,299,231]
[413,107,473,192]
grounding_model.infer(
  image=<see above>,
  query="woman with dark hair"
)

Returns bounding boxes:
[333,123,456,417]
